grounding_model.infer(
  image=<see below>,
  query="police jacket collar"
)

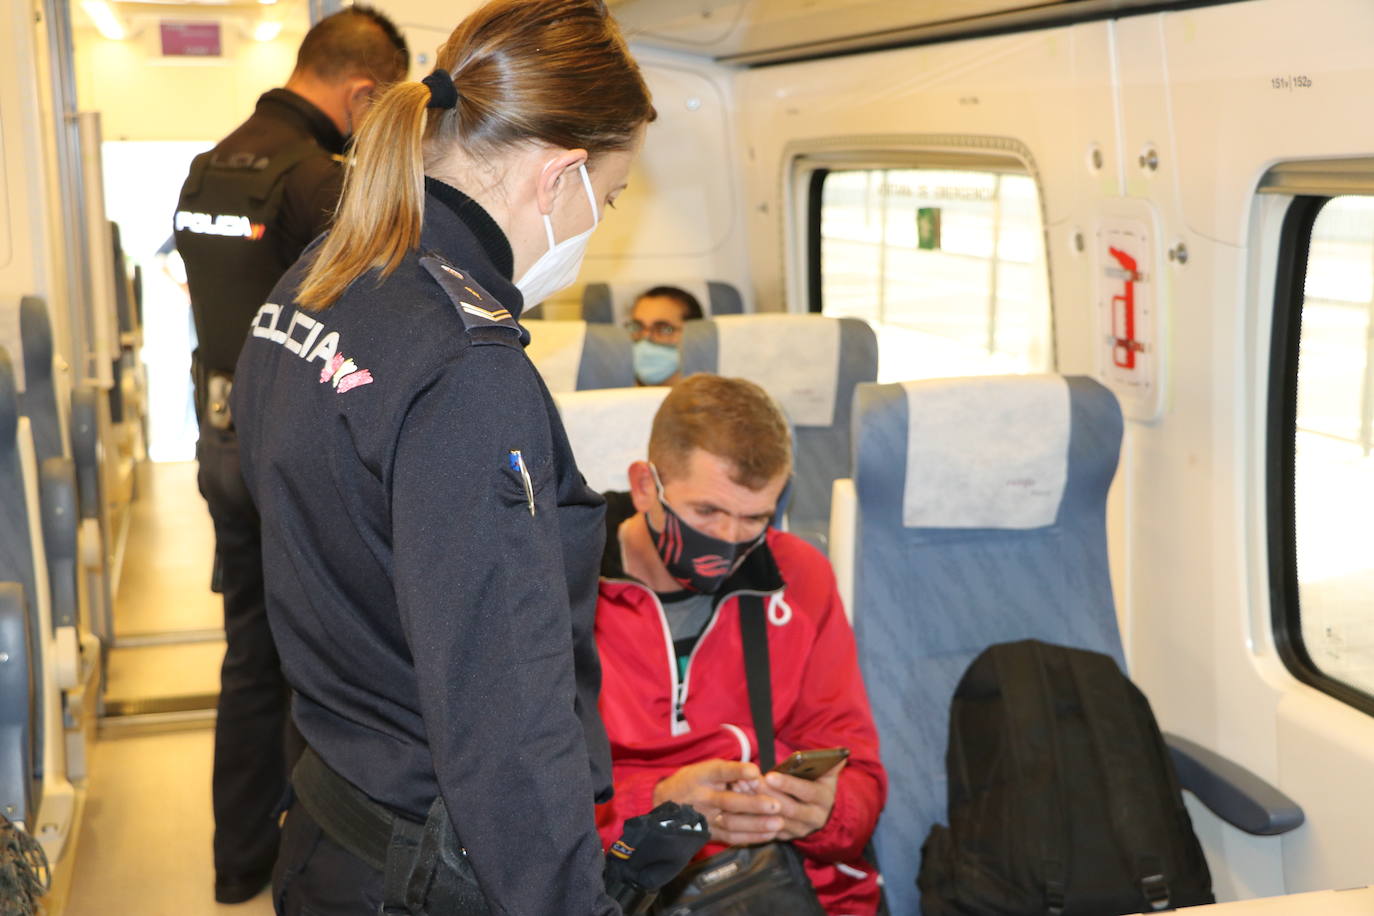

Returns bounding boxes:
[256,88,345,156]
[599,490,786,599]
[423,177,515,282]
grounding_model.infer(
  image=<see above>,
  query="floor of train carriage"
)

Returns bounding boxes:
[59,460,274,916]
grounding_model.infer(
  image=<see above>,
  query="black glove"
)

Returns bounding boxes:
[604,802,709,915]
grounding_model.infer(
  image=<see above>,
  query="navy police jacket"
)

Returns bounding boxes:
[232,178,617,915]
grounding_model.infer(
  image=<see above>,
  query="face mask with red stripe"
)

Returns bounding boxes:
[645,464,765,594]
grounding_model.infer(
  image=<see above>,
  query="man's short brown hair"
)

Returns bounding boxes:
[649,374,791,489]
[294,6,409,86]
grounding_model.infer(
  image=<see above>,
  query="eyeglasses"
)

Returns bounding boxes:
[624,319,683,344]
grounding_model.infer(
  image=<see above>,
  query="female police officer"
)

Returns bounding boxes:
[230,2,654,913]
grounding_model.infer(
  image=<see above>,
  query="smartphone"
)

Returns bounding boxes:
[770,747,850,781]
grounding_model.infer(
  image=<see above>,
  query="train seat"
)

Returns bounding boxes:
[109,221,147,464]
[524,319,636,392]
[8,299,104,784]
[681,314,876,548]
[0,349,39,832]
[554,387,670,493]
[577,279,746,325]
[833,374,1303,914]
[0,348,76,860]
[17,297,69,467]
[12,298,104,692]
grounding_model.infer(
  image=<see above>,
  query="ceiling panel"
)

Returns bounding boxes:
[609,0,1070,59]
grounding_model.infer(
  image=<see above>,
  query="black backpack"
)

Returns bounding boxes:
[918,640,1213,916]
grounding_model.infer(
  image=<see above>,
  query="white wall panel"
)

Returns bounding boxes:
[732,0,1374,900]
[1162,0,1374,246]
[72,23,306,143]
[0,0,69,381]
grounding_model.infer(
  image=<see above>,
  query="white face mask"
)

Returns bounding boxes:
[515,163,599,309]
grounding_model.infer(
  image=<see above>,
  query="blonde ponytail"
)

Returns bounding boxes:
[297,81,430,311]
[297,0,655,311]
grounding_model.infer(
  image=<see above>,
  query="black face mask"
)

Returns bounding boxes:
[646,467,766,594]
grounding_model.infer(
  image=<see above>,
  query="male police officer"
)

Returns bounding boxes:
[173,8,407,903]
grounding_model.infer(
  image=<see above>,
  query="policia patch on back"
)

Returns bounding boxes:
[420,255,530,347]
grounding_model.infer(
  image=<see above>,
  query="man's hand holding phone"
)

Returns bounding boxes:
[756,758,846,841]
[652,759,788,846]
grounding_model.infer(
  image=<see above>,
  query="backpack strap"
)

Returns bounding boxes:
[1066,650,1174,912]
[738,594,775,772]
[992,641,1071,916]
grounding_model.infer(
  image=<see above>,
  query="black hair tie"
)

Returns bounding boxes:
[422,69,458,110]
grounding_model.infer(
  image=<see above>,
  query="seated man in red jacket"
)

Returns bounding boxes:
[594,374,887,915]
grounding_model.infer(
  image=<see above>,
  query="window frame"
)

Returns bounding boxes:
[799,149,1056,373]
[1266,192,1374,717]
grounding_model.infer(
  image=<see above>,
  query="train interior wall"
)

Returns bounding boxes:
[723,0,1374,899]
[3,0,1372,908]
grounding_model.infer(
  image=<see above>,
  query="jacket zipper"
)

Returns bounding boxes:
[607,578,781,737]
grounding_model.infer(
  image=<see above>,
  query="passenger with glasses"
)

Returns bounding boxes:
[624,285,703,386]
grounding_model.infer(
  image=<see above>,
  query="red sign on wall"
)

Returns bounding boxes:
[160,22,222,57]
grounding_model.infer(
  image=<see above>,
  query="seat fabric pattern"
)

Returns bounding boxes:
[577,324,637,390]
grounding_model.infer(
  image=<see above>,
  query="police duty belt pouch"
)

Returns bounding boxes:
[652,841,826,916]
[918,639,1214,916]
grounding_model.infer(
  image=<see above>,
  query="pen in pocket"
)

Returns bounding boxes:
[509,450,535,517]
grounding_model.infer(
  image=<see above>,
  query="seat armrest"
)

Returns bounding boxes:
[39,458,78,630]
[70,388,102,520]
[1165,732,1304,836]
[829,478,857,624]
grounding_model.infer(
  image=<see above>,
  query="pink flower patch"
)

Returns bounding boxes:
[336,369,374,394]
[320,353,345,384]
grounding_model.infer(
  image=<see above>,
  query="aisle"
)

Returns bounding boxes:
[62,460,272,914]
[64,731,274,916]
[104,461,224,715]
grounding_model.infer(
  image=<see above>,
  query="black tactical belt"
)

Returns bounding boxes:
[292,745,418,873]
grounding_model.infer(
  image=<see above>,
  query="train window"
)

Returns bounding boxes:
[812,167,1053,382]
[1271,194,1374,712]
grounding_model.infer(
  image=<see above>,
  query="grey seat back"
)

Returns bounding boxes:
[681,315,877,547]
[13,297,81,636]
[0,349,40,826]
[850,374,1123,915]
[111,221,136,337]
[581,279,745,325]
[17,296,64,465]
[524,320,635,392]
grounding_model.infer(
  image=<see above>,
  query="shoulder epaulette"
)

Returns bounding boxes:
[419,255,529,346]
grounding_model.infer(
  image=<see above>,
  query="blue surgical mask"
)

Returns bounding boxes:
[633,339,680,385]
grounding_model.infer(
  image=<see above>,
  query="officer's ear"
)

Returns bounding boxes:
[345,77,379,129]
[535,150,590,217]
